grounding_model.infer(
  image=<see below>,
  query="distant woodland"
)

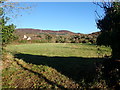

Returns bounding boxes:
[14,28,100,44]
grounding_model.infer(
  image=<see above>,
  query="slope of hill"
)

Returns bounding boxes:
[15,28,100,35]
[14,28,100,44]
[15,28,76,35]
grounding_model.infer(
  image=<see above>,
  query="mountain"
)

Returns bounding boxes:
[14,28,101,44]
[15,28,100,41]
[15,28,77,35]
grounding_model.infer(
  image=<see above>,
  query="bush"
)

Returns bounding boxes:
[18,40,28,43]
[94,60,120,89]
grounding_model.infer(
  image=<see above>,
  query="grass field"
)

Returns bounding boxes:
[3,43,112,89]
[6,43,111,57]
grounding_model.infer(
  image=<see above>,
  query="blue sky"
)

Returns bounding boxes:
[9,2,104,34]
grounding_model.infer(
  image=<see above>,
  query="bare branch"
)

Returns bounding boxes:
[1,2,32,19]
[95,10,102,19]
[93,2,104,8]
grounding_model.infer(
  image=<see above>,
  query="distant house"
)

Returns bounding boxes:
[27,37,31,40]
[23,35,27,39]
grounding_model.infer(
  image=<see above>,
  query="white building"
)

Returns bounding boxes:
[27,37,31,40]
[23,35,27,39]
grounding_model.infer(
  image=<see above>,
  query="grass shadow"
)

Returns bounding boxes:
[15,53,104,82]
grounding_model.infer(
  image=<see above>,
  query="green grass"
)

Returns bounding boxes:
[6,43,111,57]
[3,43,112,89]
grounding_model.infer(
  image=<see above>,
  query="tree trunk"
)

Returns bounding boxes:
[111,31,120,60]
[111,43,120,60]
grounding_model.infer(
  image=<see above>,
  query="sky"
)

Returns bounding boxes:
[8,2,104,34]
[7,0,106,2]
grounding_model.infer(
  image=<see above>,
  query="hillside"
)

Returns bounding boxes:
[15,28,100,36]
[15,28,77,35]
[14,28,100,44]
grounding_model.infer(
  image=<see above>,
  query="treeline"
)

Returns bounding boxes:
[15,33,99,44]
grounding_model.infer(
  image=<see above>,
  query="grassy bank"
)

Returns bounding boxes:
[2,43,112,89]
